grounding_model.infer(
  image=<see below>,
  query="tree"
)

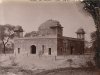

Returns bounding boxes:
[24,31,38,37]
[91,31,97,45]
[0,24,15,54]
[82,0,100,68]
[90,31,97,52]
[91,31,96,41]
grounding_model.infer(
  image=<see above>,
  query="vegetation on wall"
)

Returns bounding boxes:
[24,31,38,37]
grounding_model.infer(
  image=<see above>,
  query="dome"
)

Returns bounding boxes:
[14,26,23,32]
[76,28,85,34]
[38,19,62,30]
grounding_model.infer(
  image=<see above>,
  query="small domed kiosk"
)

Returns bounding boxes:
[76,28,85,40]
[14,26,23,38]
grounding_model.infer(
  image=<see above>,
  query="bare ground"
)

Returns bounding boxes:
[0,66,100,75]
[36,67,100,75]
[0,66,35,75]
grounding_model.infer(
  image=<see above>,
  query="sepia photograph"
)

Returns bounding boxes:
[0,0,100,75]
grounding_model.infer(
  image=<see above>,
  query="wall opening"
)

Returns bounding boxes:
[18,48,20,54]
[70,46,74,54]
[48,48,51,55]
[31,45,36,54]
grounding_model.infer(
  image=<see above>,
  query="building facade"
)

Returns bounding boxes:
[14,20,85,56]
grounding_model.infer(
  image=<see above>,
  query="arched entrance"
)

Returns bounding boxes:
[31,45,36,54]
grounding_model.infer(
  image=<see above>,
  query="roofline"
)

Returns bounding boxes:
[63,36,84,41]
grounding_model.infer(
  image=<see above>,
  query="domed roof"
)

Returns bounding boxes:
[76,28,85,34]
[38,19,62,30]
[14,26,23,32]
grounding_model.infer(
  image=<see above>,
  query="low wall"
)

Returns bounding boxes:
[0,54,95,69]
[56,55,94,60]
[55,55,95,67]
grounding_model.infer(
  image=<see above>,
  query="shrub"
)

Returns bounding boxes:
[9,56,18,66]
[86,61,95,68]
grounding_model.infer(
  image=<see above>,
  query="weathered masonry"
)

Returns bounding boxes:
[14,20,85,56]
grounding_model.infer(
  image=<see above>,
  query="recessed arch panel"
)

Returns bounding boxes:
[30,45,36,54]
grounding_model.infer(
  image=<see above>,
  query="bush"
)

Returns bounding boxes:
[9,56,18,66]
[86,61,95,68]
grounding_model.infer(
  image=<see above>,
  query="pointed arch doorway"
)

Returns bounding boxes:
[30,45,36,54]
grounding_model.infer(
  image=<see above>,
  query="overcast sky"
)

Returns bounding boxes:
[0,1,96,41]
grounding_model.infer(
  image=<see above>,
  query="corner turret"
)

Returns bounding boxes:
[76,28,85,40]
[14,26,23,38]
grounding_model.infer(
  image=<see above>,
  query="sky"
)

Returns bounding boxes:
[0,1,96,41]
